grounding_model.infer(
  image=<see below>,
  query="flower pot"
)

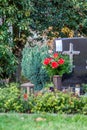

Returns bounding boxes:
[53,75,62,90]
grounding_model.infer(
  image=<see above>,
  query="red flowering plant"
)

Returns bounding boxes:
[43,52,71,77]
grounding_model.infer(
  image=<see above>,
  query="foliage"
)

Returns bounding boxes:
[0,44,17,79]
[0,83,87,114]
[21,94,35,113]
[43,52,71,77]
[0,0,34,79]
[0,82,34,113]
[45,82,54,88]
[0,83,22,112]
[0,24,17,79]
[32,91,85,114]
[82,97,87,115]
[31,0,87,37]
[1,0,87,80]
[21,45,50,90]
[0,0,33,42]
[82,84,87,93]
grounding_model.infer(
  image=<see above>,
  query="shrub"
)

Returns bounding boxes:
[0,83,23,112]
[31,91,85,114]
[0,44,17,79]
[21,45,50,90]
[81,97,87,115]
[82,84,87,93]
[0,83,87,114]
[0,83,34,113]
[21,94,35,113]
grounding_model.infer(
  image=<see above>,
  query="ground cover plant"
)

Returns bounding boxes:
[0,113,87,130]
[0,83,87,114]
[32,91,87,114]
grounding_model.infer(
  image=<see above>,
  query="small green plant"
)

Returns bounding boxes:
[82,84,87,93]
[21,45,50,90]
[45,82,54,88]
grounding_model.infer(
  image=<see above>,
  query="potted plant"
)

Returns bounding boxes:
[43,52,71,90]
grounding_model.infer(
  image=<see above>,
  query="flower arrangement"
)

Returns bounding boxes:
[43,52,71,77]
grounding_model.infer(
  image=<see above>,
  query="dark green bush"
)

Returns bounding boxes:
[0,44,17,79]
[21,45,50,90]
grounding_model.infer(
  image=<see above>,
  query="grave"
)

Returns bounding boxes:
[53,37,87,91]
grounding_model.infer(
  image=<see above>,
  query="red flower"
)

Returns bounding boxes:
[58,58,65,65]
[23,93,28,100]
[53,53,58,58]
[43,58,52,65]
[51,61,59,68]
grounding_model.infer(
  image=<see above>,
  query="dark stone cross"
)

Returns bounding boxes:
[62,43,80,72]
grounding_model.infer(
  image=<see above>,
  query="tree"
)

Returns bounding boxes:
[0,0,34,80]
[21,45,50,90]
[30,0,87,37]
[1,0,87,81]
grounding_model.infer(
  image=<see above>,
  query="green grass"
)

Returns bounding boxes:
[0,113,87,130]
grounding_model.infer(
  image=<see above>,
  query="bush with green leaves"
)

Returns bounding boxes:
[81,96,87,115]
[31,0,87,36]
[0,25,17,79]
[0,83,34,113]
[0,44,17,79]
[0,83,87,114]
[0,0,34,80]
[82,84,87,93]
[31,91,86,114]
[21,45,50,90]
[0,83,23,112]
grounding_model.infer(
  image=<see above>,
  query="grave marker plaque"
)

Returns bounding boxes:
[54,37,87,87]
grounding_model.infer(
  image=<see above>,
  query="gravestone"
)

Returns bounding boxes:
[54,37,87,88]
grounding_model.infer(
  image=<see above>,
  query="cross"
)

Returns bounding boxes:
[62,43,80,72]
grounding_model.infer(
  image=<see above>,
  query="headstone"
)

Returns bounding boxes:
[54,37,87,88]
